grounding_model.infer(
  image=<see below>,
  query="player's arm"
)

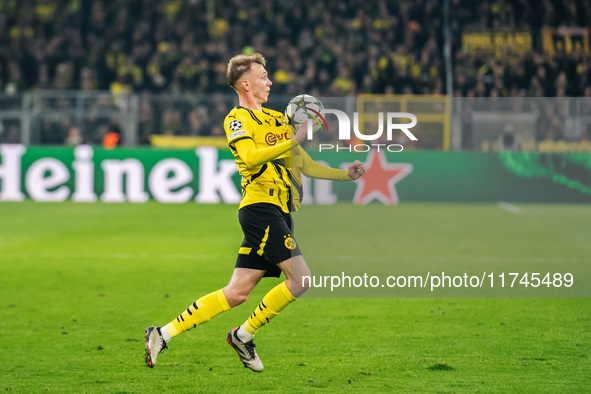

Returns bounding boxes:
[231,119,310,169]
[233,137,294,168]
[300,147,366,180]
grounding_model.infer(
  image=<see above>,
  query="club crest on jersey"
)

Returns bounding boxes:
[229,120,242,132]
[284,235,297,250]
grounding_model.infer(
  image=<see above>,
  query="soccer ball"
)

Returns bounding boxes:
[285,94,325,132]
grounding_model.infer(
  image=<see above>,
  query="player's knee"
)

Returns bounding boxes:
[297,280,310,296]
[224,287,250,307]
[290,285,308,298]
[289,276,310,298]
[293,268,312,297]
[233,292,249,306]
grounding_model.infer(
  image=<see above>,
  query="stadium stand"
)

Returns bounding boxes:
[0,0,590,145]
[1,0,590,96]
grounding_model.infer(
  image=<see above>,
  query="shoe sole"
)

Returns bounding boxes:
[144,328,154,368]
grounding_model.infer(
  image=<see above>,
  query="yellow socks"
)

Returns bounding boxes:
[163,289,230,339]
[161,282,296,342]
[242,281,296,336]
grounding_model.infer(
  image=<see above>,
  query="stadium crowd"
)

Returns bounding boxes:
[0,0,590,144]
[1,0,591,96]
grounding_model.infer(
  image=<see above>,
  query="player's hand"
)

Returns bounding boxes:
[348,160,366,180]
[294,119,318,145]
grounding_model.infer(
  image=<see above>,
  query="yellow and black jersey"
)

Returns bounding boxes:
[224,106,350,213]
[225,106,291,153]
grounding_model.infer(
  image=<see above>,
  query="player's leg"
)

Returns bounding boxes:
[239,255,310,337]
[228,255,311,372]
[145,268,265,368]
[223,267,266,307]
[277,254,312,298]
[228,203,307,371]
[163,267,265,337]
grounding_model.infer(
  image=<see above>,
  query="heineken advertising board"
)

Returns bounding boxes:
[0,144,590,204]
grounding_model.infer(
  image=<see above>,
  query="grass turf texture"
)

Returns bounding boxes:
[0,201,589,392]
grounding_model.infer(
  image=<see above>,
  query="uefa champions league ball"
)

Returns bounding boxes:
[285,94,325,132]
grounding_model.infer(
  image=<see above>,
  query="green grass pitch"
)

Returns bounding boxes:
[0,201,589,392]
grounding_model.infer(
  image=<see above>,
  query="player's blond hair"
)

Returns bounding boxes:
[226,53,266,90]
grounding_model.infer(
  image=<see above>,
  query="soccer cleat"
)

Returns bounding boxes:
[144,326,168,368]
[226,327,264,372]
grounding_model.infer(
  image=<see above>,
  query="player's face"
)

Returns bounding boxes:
[247,63,272,103]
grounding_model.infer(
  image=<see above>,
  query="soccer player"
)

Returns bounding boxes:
[144,53,366,372]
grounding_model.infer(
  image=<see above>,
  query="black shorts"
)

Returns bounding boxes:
[235,203,302,278]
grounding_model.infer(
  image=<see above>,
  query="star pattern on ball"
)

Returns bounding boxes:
[295,96,309,112]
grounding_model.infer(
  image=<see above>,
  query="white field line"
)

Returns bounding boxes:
[498,201,522,214]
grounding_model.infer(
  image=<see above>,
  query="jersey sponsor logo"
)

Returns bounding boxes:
[229,129,247,139]
[265,131,291,146]
[229,120,243,131]
[284,235,297,250]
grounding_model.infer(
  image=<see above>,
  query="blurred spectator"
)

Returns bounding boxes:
[65,126,83,146]
[102,126,121,149]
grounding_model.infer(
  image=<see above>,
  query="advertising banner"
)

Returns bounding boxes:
[1,144,591,204]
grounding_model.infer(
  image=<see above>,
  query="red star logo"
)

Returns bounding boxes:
[350,150,412,205]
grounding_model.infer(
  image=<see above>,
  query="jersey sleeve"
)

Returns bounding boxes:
[224,112,253,147]
[299,146,351,181]
[234,136,294,169]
